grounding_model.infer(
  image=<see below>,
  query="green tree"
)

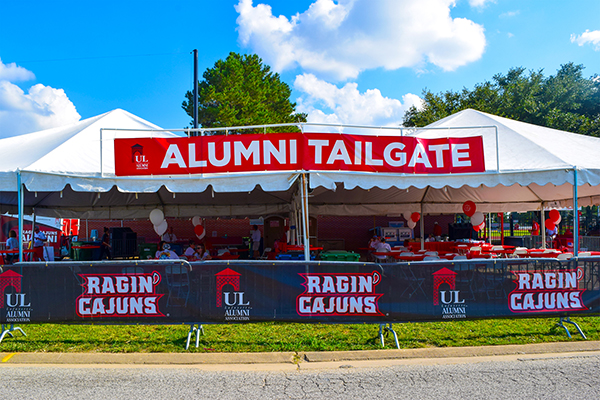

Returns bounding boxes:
[403,63,600,136]
[183,52,306,133]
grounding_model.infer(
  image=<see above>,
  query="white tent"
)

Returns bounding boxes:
[3,108,600,227]
[0,109,301,219]
[2,107,599,256]
[309,109,600,215]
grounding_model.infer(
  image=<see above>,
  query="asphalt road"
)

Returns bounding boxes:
[2,352,599,399]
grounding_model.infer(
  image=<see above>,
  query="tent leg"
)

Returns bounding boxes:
[186,323,204,349]
[300,173,310,261]
[573,168,579,256]
[0,323,27,344]
[378,323,399,349]
[556,316,586,339]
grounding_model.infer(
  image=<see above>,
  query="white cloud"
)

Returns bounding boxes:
[0,58,35,81]
[294,73,423,126]
[468,0,495,7]
[0,60,80,138]
[499,10,519,18]
[235,0,486,80]
[571,30,600,51]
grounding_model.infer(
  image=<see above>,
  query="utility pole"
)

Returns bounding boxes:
[193,49,198,133]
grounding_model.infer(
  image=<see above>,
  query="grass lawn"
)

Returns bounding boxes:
[1,317,598,353]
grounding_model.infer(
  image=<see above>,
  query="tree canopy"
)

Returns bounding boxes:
[403,63,600,136]
[182,52,306,133]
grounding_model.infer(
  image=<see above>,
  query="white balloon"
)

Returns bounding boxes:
[192,216,202,226]
[154,219,168,236]
[407,219,416,229]
[403,211,412,221]
[149,209,164,226]
[555,214,562,225]
[471,211,484,226]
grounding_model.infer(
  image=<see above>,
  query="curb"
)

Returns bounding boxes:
[1,341,599,366]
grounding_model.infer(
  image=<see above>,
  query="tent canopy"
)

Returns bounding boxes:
[1,108,599,219]
[0,109,300,218]
[310,109,600,214]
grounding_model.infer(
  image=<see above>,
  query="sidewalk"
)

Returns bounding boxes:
[2,340,599,369]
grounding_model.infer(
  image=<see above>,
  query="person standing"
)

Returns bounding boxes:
[6,230,18,263]
[100,227,111,260]
[162,227,177,243]
[251,225,261,258]
[32,226,47,261]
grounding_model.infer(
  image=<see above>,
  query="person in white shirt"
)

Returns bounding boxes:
[183,240,196,259]
[374,238,391,261]
[161,227,177,243]
[155,241,179,259]
[32,226,47,261]
[251,225,262,258]
[196,243,211,261]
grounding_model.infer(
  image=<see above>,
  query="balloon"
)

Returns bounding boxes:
[195,225,205,240]
[549,209,560,223]
[411,212,421,222]
[154,219,168,236]
[473,221,485,232]
[407,219,416,229]
[545,218,555,230]
[462,201,476,217]
[149,209,164,226]
[555,214,562,225]
[403,211,412,221]
[471,211,484,226]
[192,216,202,226]
[473,224,480,232]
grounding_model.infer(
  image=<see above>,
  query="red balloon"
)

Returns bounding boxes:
[473,224,480,232]
[194,225,204,236]
[549,209,560,223]
[545,219,555,230]
[411,212,420,222]
[462,201,476,217]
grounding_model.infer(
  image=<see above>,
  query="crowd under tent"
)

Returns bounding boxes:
[2,108,600,259]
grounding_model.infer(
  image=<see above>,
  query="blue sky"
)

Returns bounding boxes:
[1,0,599,138]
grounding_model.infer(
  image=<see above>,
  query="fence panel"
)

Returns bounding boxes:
[1,259,598,325]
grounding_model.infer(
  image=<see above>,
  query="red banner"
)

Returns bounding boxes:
[114,133,485,176]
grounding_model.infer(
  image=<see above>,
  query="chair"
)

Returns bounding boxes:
[423,256,440,261]
[165,265,190,307]
[399,252,414,256]
[424,251,438,256]
[557,253,573,260]
[453,255,468,260]
[259,247,272,259]
[578,251,591,257]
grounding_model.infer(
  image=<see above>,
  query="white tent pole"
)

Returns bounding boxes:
[17,170,23,262]
[100,128,104,177]
[541,206,546,249]
[419,203,424,251]
[300,173,310,261]
[573,168,579,256]
[488,213,492,244]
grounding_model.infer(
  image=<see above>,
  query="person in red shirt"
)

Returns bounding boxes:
[531,220,540,236]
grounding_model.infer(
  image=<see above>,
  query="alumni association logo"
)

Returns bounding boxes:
[0,270,32,322]
[215,268,252,321]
